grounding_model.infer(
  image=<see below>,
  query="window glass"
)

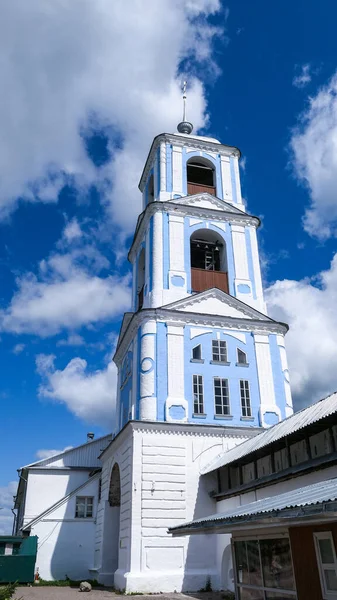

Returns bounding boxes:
[239,589,264,600]
[12,543,21,556]
[235,541,249,584]
[238,349,248,364]
[212,339,227,362]
[260,539,295,591]
[214,377,230,415]
[0,543,5,556]
[75,496,93,518]
[324,569,337,592]
[314,531,337,595]
[247,540,263,587]
[240,380,252,417]
[192,345,202,360]
[319,537,335,564]
[265,594,296,599]
[193,375,204,414]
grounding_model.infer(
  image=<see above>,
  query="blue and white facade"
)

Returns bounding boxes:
[114,131,293,433]
[94,129,294,593]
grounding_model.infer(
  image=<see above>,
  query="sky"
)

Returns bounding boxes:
[1,0,337,532]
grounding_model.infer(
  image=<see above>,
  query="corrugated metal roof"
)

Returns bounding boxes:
[202,391,337,474]
[169,476,337,533]
[21,434,112,469]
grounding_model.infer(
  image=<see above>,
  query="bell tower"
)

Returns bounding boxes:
[114,93,293,433]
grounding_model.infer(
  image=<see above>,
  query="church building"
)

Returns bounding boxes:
[14,108,293,592]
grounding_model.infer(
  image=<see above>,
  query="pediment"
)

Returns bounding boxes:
[162,288,273,321]
[170,193,247,215]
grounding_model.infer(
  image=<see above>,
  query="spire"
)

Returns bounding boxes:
[177,80,193,134]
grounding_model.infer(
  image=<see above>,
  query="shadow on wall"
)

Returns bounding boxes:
[182,471,234,593]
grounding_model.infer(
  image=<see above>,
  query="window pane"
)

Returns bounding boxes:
[319,538,335,564]
[238,588,264,600]
[247,540,263,587]
[238,349,247,364]
[324,568,337,591]
[265,593,296,599]
[260,539,295,590]
[234,541,249,585]
[192,345,201,360]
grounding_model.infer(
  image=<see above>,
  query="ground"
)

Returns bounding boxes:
[15,590,229,600]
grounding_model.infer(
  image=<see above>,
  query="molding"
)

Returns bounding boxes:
[170,192,246,214]
[161,287,274,322]
[139,132,241,193]
[113,304,289,367]
[128,199,260,262]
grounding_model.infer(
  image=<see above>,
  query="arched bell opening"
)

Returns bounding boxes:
[190,229,229,294]
[187,157,216,196]
[137,248,145,310]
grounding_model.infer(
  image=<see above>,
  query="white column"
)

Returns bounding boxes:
[254,333,281,427]
[276,334,294,417]
[139,320,157,421]
[249,226,266,313]
[172,146,183,195]
[232,155,243,204]
[231,224,253,305]
[221,156,232,202]
[150,211,163,308]
[169,214,185,272]
[159,142,167,195]
[165,323,188,422]
[131,336,138,420]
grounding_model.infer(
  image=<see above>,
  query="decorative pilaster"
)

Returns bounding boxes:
[165,323,187,422]
[139,321,157,421]
[254,333,281,427]
[276,334,294,418]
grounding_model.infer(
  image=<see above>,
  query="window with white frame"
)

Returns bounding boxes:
[75,496,93,518]
[240,379,252,417]
[214,377,230,416]
[212,339,227,362]
[237,348,248,365]
[314,531,337,597]
[193,374,204,414]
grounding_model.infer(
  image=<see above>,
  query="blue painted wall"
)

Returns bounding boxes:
[119,350,133,429]
[269,334,287,421]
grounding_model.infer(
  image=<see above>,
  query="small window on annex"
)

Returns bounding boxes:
[234,537,296,599]
[314,531,337,597]
[75,496,94,519]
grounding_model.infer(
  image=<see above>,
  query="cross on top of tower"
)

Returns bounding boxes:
[177,80,193,135]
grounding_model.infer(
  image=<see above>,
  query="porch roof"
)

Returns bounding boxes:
[169,477,337,536]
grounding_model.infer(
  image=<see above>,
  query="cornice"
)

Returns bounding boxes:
[131,419,259,439]
[113,306,288,366]
[139,132,241,193]
[128,199,260,263]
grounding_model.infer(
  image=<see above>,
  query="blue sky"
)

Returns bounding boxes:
[1,0,337,530]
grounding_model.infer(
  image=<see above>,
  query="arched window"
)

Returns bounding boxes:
[187,157,216,196]
[190,229,228,294]
[137,248,145,309]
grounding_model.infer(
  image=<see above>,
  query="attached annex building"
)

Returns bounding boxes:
[14,118,293,592]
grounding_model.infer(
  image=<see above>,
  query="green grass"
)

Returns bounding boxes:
[0,583,18,600]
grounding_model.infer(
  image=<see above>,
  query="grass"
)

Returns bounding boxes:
[0,583,19,600]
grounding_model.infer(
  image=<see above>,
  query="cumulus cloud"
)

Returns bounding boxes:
[266,254,337,408]
[292,63,312,88]
[0,0,223,231]
[290,71,337,239]
[0,221,131,337]
[36,446,73,460]
[36,354,117,428]
[12,343,25,354]
[0,481,17,535]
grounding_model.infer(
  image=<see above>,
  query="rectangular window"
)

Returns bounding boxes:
[193,375,204,414]
[192,345,202,360]
[240,379,252,417]
[75,496,94,518]
[212,339,227,362]
[234,537,296,597]
[314,531,337,598]
[214,377,230,416]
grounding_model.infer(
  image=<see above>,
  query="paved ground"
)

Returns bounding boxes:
[15,589,228,600]
[14,590,229,600]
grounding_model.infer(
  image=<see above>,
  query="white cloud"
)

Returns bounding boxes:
[12,343,25,354]
[57,334,85,347]
[0,481,17,535]
[0,0,223,231]
[0,223,131,337]
[62,219,83,243]
[266,254,337,408]
[36,354,117,428]
[36,446,73,460]
[290,71,337,239]
[292,63,312,88]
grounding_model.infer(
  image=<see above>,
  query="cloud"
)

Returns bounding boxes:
[36,446,73,460]
[290,71,337,239]
[57,334,85,347]
[266,254,337,408]
[292,64,312,88]
[0,481,17,535]
[36,354,117,428]
[0,0,223,231]
[12,343,25,354]
[0,222,131,337]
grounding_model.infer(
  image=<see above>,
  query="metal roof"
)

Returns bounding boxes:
[21,434,112,470]
[169,476,337,535]
[202,391,337,474]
